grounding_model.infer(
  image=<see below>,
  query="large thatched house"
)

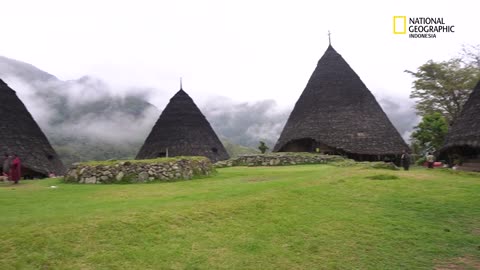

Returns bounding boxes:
[136,87,229,162]
[0,79,65,177]
[440,81,480,171]
[273,45,408,161]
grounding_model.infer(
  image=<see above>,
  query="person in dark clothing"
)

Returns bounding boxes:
[2,153,12,179]
[401,150,411,171]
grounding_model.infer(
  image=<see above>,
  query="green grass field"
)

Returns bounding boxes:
[1,165,479,269]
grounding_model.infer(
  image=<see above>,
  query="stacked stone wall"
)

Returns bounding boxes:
[64,157,214,184]
[215,153,344,168]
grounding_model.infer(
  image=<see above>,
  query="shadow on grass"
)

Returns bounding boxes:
[366,174,400,180]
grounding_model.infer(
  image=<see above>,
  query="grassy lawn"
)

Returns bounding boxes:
[0,165,479,269]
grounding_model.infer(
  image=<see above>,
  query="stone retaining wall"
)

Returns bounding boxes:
[64,157,214,184]
[214,153,344,168]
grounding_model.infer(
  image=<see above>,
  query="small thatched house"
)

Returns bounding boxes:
[440,81,480,170]
[273,45,408,161]
[136,87,229,162]
[0,79,65,177]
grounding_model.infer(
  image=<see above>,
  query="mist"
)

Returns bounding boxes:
[203,95,418,149]
[378,97,420,142]
[3,75,418,153]
[3,77,418,150]
[203,97,289,148]
[3,75,159,144]
[0,55,419,165]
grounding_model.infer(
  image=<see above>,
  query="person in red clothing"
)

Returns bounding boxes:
[10,154,21,184]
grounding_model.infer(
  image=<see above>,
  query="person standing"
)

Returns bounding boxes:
[10,154,21,184]
[2,153,12,180]
[401,150,411,171]
[426,152,435,169]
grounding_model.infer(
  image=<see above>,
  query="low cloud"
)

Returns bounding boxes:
[6,74,418,152]
[54,106,159,144]
[378,97,420,142]
[203,97,289,148]
[1,56,418,159]
[1,74,160,146]
[3,76,55,128]
[204,96,418,148]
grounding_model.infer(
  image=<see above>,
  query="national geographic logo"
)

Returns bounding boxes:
[393,16,455,38]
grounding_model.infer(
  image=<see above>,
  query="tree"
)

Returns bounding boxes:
[411,112,448,152]
[461,44,480,68]
[405,57,480,125]
[258,141,269,154]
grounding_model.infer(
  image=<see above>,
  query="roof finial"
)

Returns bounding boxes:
[180,77,183,90]
[328,30,331,45]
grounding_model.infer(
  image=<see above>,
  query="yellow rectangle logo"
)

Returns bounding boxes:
[393,16,407,34]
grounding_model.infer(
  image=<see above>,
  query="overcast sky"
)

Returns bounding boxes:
[1,0,479,109]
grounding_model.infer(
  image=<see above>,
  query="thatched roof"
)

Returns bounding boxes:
[273,45,408,156]
[441,80,480,151]
[0,79,65,176]
[136,89,229,162]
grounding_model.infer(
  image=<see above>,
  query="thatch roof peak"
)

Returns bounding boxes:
[0,78,12,89]
[326,44,335,51]
[173,89,188,98]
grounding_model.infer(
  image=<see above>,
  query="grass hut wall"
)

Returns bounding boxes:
[273,45,408,161]
[440,80,480,165]
[0,79,66,177]
[136,88,229,162]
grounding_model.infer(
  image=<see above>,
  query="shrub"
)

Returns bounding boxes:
[416,157,426,166]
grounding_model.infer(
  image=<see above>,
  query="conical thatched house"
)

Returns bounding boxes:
[136,87,229,162]
[440,81,480,170]
[0,79,65,177]
[273,45,408,161]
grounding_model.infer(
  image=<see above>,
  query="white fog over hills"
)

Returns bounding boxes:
[0,56,417,166]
